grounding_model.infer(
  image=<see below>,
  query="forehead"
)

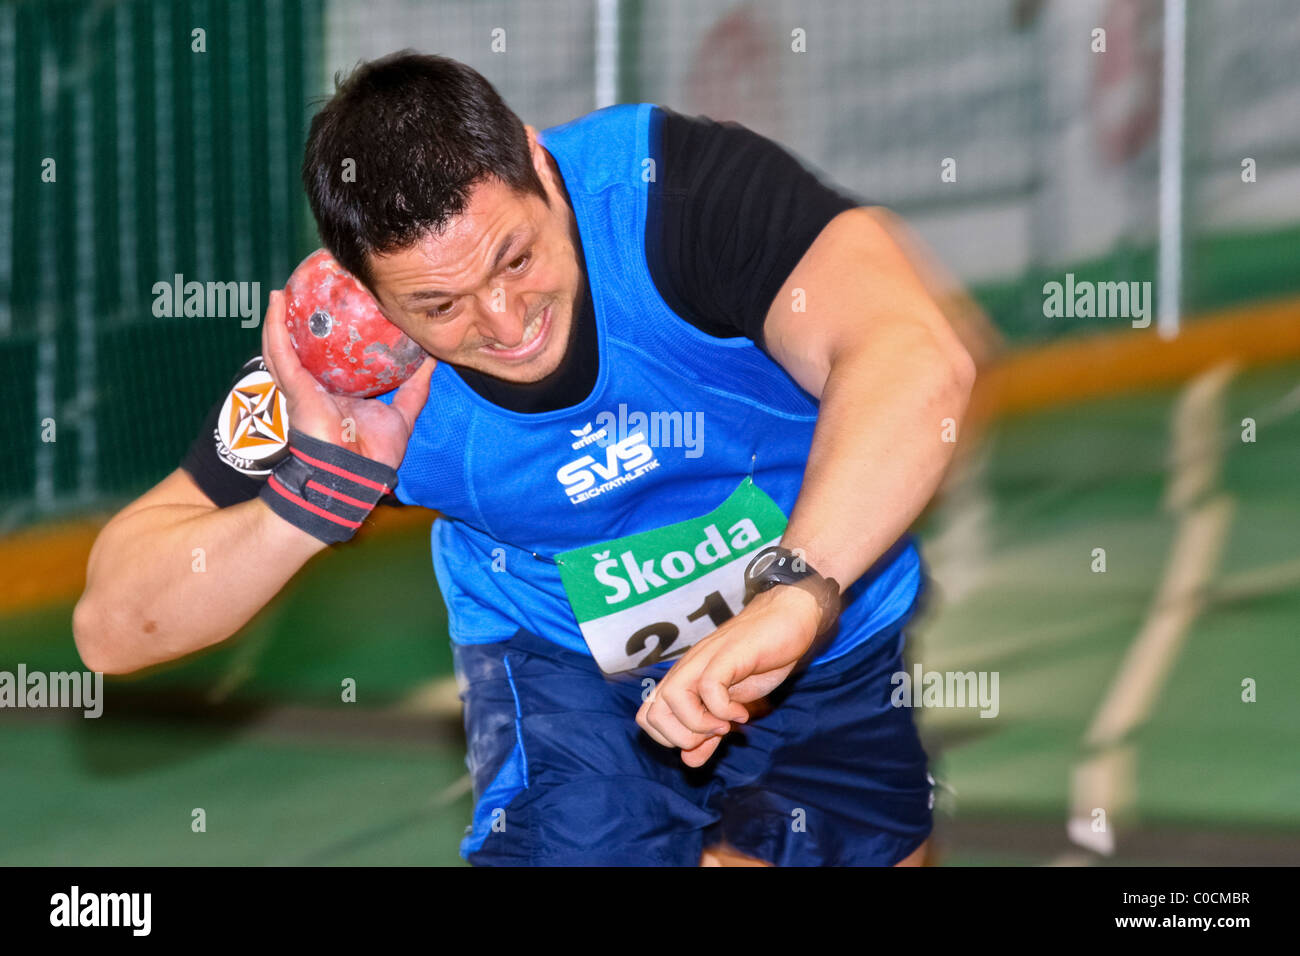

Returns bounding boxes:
[441,176,541,245]
[371,178,542,289]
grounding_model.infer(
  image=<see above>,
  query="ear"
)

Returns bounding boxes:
[524,124,555,187]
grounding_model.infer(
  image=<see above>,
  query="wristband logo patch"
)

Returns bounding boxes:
[215,356,290,476]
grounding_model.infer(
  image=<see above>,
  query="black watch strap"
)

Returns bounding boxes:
[743,545,841,636]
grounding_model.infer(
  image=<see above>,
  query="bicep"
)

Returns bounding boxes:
[102,468,218,533]
[763,206,972,400]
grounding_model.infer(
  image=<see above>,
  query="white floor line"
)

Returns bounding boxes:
[1066,364,1237,856]
[925,442,995,604]
[1084,496,1234,747]
[432,773,473,807]
[1213,555,1300,603]
[390,675,464,718]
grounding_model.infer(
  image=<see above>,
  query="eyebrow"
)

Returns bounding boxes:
[401,231,527,304]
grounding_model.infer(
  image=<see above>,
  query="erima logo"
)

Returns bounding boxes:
[557,431,657,503]
[569,421,607,450]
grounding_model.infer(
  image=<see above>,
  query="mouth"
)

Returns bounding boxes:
[481,305,553,362]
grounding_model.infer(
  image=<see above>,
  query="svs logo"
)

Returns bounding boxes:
[557,432,658,503]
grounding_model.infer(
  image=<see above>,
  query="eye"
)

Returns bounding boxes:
[426,301,456,320]
[505,251,532,273]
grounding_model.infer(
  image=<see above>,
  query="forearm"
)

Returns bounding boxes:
[74,499,326,673]
[781,325,975,590]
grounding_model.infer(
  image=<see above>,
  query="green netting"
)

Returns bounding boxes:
[1,0,325,528]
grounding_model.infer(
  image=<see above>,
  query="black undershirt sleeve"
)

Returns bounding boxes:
[178,355,274,508]
[646,106,863,351]
[179,389,266,508]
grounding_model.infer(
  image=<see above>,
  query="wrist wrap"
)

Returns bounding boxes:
[258,427,397,544]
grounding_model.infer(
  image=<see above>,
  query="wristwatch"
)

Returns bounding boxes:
[743,545,841,636]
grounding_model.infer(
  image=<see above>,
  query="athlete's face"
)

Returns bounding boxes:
[367,126,581,384]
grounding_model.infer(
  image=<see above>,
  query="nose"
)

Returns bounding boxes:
[471,287,530,347]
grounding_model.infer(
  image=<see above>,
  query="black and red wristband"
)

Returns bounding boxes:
[258,427,398,544]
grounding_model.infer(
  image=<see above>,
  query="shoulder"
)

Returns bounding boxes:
[644,107,862,344]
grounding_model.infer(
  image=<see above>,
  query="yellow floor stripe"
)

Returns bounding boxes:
[0,518,104,616]
[0,503,434,619]
[973,295,1300,420]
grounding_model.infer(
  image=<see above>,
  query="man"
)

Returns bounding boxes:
[74,52,976,866]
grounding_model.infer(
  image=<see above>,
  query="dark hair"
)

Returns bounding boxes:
[302,51,547,290]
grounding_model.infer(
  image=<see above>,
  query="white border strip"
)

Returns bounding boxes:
[1157,0,1186,340]
[594,0,619,109]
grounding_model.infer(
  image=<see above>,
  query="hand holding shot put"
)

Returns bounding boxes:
[261,277,434,470]
[253,258,436,548]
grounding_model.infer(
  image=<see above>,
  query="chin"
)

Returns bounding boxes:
[491,351,565,384]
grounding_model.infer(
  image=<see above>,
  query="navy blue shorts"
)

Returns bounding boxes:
[453,619,933,866]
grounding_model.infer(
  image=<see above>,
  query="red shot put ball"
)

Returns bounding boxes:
[283,249,426,398]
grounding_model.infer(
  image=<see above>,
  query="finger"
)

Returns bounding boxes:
[697,651,752,723]
[729,671,789,704]
[661,679,730,736]
[681,735,723,768]
[264,289,322,397]
[636,706,674,749]
[631,697,665,749]
[644,698,714,751]
[260,291,282,383]
[390,354,436,428]
[699,676,750,725]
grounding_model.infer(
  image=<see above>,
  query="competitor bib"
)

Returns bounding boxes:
[556,477,788,674]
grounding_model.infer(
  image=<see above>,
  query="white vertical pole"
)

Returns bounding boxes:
[1157,0,1186,340]
[594,0,620,109]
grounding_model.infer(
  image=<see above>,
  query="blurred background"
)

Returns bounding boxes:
[1,0,1297,865]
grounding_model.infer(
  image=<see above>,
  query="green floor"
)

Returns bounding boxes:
[3,360,1298,865]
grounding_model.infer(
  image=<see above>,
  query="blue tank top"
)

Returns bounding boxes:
[380,103,922,669]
